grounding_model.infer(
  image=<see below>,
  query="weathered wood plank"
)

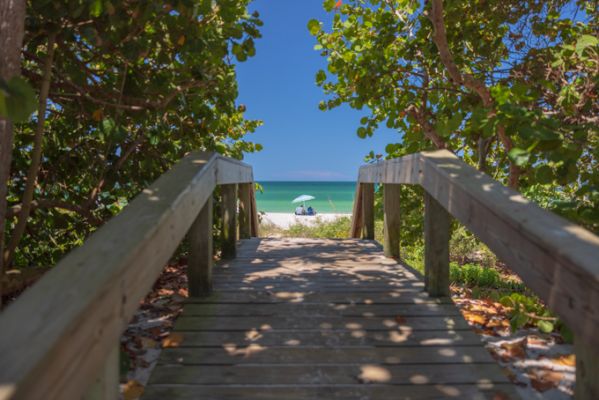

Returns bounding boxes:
[575,338,599,400]
[181,302,461,317]
[0,152,219,400]
[174,315,470,331]
[220,183,237,259]
[148,363,509,385]
[159,328,483,347]
[424,191,450,297]
[361,183,375,240]
[187,196,213,297]
[216,156,253,184]
[238,183,252,240]
[350,182,363,238]
[383,184,401,258]
[249,184,259,237]
[141,384,518,400]
[158,346,496,365]
[82,346,119,400]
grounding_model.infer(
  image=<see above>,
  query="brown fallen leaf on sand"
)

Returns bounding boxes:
[528,369,564,392]
[123,380,144,400]
[551,354,575,367]
[500,337,527,359]
[462,310,487,326]
[162,332,184,348]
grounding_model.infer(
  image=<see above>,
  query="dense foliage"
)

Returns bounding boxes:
[310,0,598,232]
[2,0,263,267]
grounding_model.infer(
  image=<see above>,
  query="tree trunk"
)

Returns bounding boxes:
[5,32,57,267]
[428,0,520,187]
[0,0,27,306]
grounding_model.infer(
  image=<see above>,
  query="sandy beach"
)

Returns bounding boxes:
[260,212,352,229]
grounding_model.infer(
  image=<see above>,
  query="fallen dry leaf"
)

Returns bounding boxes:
[500,338,527,359]
[162,333,184,348]
[551,354,575,367]
[462,310,487,326]
[394,315,406,324]
[123,380,144,400]
[529,369,563,392]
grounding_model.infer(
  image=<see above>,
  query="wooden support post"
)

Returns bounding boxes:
[424,191,450,297]
[188,196,213,297]
[361,183,375,240]
[249,184,259,237]
[350,183,363,238]
[238,183,251,240]
[83,346,119,400]
[384,184,401,258]
[575,338,599,399]
[221,184,237,259]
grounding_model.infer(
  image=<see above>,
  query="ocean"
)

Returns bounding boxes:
[255,181,356,214]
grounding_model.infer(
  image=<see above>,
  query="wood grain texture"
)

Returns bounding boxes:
[0,152,258,400]
[361,183,375,240]
[356,149,599,351]
[220,184,237,259]
[350,183,363,238]
[424,192,450,297]
[238,183,251,240]
[383,184,401,259]
[144,238,516,399]
[187,196,213,297]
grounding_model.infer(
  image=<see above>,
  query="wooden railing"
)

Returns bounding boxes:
[351,149,599,399]
[0,152,258,400]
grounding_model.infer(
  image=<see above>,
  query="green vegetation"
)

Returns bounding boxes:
[1,1,263,271]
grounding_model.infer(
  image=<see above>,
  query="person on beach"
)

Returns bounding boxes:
[295,205,305,215]
[307,206,315,215]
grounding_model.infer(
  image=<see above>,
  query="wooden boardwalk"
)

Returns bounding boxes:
[143,237,517,399]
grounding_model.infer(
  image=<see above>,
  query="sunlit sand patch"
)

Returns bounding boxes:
[351,330,366,338]
[285,339,301,346]
[359,365,392,383]
[245,329,262,342]
[383,319,397,327]
[260,324,272,331]
[345,322,362,330]
[389,331,410,343]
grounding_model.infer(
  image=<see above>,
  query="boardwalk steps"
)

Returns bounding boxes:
[143,238,518,400]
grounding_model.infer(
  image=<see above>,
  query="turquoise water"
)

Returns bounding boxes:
[256,181,356,213]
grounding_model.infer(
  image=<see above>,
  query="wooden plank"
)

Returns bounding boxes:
[383,184,401,259]
[160,328,483,347]
[82,346,119,400]
[157,346,496,365]
[187,196,213,297]
[141,383,518,400]
[186,291,448,304]
[148,363,509,385]
[361,183,375,240]
[249,184,259,237]
[238,183,252,240]
[216,156,253,184]
[220,183,237,259]
[350,182,363,238]
[0,152,219,400]
[424,191,450,297]
[181,303,462,317]
[357,149,599,350]
[575,339,599,399]
[174,315,471,331]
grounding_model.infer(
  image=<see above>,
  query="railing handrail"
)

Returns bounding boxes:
[352,149,599,351]
[0,151,255,400]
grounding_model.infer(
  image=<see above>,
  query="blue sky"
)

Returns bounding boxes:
[237,0,399,181]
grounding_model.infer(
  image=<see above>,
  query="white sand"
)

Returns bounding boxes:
[260,212,351,229]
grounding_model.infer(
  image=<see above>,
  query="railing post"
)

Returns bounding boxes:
[424,191,450,297]
[188,196,213,296]
[238,183,252,240]
[221,183,237,259]
[350,183,364,238]
[575,338,599,399]
[383,184,401,258]
[83,346,119,400]
[249,184,260,237]
[361,183,375,240]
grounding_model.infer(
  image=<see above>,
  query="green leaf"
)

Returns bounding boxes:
[90,0,103,17]
[315,70,326,85]
[535,165,553,184]
[357,127,367,138]
[510,312,529,331]
[508,148,530,167]
[537,320,554,333]
[575,34,598,56]
[307,19,321,35]
[0,77,37,122]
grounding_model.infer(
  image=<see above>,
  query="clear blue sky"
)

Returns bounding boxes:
[237,0,399,181]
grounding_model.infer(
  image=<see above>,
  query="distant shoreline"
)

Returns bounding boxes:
[260,212,351,229]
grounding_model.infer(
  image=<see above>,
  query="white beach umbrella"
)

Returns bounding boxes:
[292,194,315,206]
